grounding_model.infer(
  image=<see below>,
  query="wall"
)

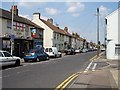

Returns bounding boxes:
[106,9,119,59]
[53,33,64,51]
[1,19,8,37]
[0,18,2,49]
[32,15,53,48]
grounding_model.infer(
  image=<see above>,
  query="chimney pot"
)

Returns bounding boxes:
[47,18,53,24]
[33,13,41,19]
[64,27,68,32]
[10,5,18,15]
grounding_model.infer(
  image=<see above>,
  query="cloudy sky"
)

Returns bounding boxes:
[1,0,119,44]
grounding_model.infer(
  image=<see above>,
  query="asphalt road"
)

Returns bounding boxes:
[1,51,97,88]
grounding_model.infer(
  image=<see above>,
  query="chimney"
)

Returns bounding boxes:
[10,5,18,15]
[64,27,68,32]
[47,18,53,24]
[33,13,41,20]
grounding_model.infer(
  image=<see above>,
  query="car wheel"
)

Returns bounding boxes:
[24,60,28,62]
[15,59,20,66]
[36,58,39,62]
[59,54,62,57]
[46,56,49,60]
[55,54,57,58]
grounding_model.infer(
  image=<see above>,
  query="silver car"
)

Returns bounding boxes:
[0,50,21,67]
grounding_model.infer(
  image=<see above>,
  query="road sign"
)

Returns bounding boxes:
[10,34,15,41]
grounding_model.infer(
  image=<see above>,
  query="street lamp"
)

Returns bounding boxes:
[11,1,14,55]
[96,8,100,57]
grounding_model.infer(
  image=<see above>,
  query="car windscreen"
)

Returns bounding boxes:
[0,52,3,57]
[45,48,48,52]
[25,50,36,53]
[3,52,12,57]
[49,48,52,52]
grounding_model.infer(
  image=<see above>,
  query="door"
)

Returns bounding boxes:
[2,52,16,66]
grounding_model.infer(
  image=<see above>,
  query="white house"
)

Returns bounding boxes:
[63,27,72,49]
[32,13,67,51]
[71,32,84,49]
[0,6,44,57]
[105,8,120,60]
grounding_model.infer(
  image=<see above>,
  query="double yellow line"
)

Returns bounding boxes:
[55,73,79,90]
[90,52,104,61]
[90,55,97,61]
[55,52,104,90]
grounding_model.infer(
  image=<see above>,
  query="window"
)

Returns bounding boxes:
[45,48,48,52]
[49,48,52,52]
[3,52,12,57]
[54,33,56,40]
[3,40,10,49]
[115,44,120,55]
[57,34,59,40]
[0,52,3,57]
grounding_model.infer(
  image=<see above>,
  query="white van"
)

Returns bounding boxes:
[45,47,62,57]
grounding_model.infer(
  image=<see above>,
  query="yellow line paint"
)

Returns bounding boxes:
[90,55,97,61]
[60,74,79,90]
[55,73,78,90]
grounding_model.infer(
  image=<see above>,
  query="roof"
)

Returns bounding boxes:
[0,8,44,30]
[40,19,66,35]
[105,8,120,19]
[64,30,72,37]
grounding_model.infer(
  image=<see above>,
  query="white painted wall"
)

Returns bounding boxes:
[1,18,32,39]
[53,33,64,51]
[1,19,9,37]
[76,39,83,49]
[106,9,119,60]
[32,13,53,48]
[71,37,77,49]
[0,18,2,37]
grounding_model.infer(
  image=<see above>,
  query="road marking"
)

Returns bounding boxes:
[84,61,93,73]
[90,55,97,61]
[92,63,97,71]
[60,74,79,90]
[16,70,29,74]
[55,73,79,90]
[90,52,105,61]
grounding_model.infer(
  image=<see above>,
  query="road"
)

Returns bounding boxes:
[1,52,97,88]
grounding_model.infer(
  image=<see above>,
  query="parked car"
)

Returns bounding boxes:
[0,50,21,67]
[75,49,81,53]
[82,48,88,53]
[100,48,105,52]
[65,48,76,55]
[23,49,49,62]
[87,48,94,52]
[45,47,62,57]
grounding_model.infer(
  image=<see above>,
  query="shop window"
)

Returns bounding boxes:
[3,40,10,50]
[115,44,120,55]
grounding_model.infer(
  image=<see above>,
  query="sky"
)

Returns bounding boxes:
[0,0,119,44]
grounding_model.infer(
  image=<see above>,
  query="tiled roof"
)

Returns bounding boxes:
[0,8,44,30]
[64,30,72,37]
[41,19,67,35]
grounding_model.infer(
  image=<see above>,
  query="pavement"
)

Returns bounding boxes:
[69,52,120,89]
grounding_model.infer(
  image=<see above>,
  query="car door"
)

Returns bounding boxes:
[40,50,44,60]
[0,52,4,66]
[3,52,16,65]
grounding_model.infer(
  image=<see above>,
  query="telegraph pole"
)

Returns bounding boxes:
[97,8,100,57]
[11,0,14,55]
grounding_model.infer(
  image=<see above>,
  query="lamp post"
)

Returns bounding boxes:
[11,1,14,55]
[97,8,100,57]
